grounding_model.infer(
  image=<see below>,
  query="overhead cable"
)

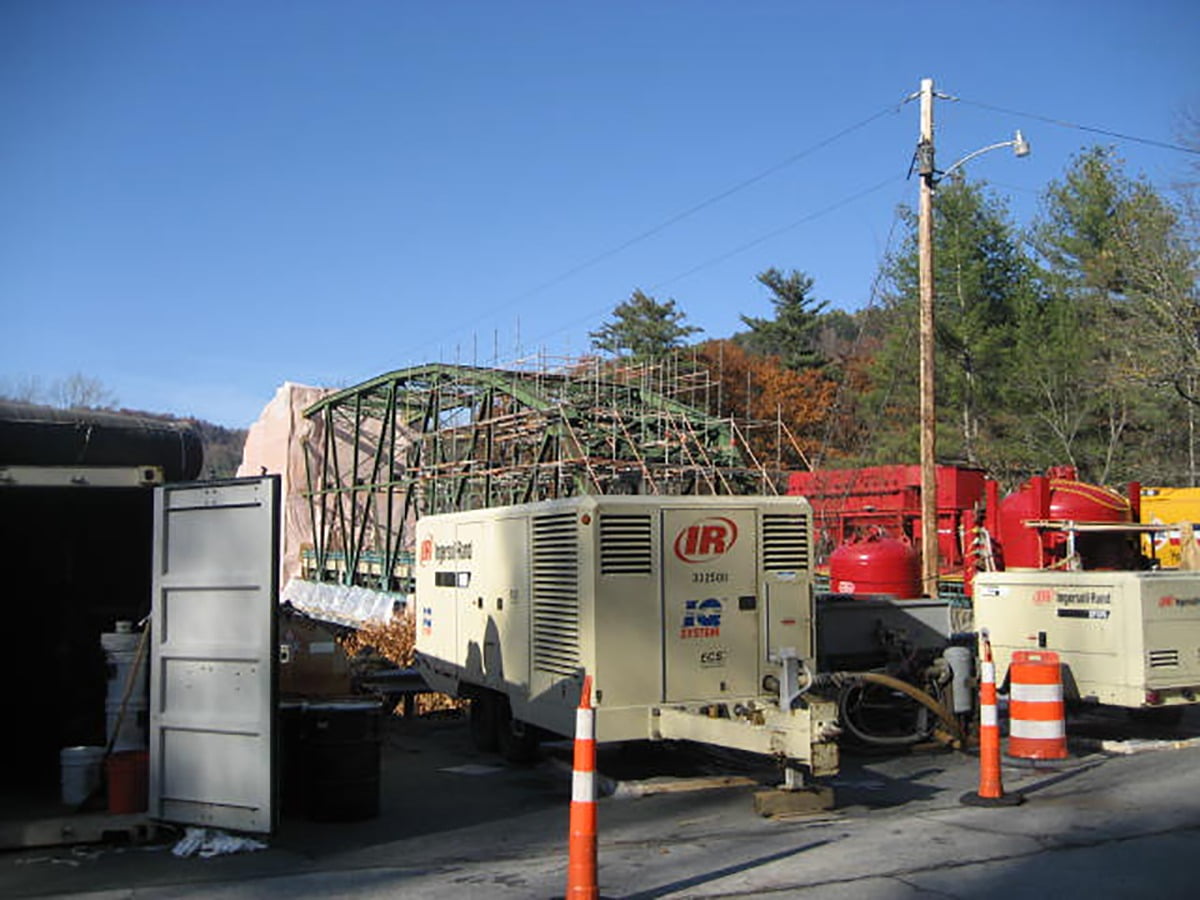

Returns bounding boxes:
[527,174,904,350]
[958,97,1200,156]
[509,103,902,304]
[649,175,904,293]
[384,102,903,368]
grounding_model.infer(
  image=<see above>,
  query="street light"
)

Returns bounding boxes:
[942,131,1031,180]
[914,79,1030,597]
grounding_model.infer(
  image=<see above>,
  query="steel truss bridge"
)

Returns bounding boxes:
[301,361,776,589]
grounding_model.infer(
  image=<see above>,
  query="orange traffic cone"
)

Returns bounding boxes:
[961,630,1024,807]
[566,675,599,899]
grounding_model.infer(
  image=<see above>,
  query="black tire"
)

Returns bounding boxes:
[468,693,499,752]
[495,695,540,764]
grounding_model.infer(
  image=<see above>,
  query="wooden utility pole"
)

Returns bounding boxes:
[917,78,939,597]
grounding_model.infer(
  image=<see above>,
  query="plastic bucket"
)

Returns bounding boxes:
[302,701,382,821]
[60,746,105,806]
[106,750,149,814]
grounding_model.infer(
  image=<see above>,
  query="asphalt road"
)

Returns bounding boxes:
[4,708,1200,899]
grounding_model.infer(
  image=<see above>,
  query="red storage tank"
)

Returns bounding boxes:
[997,468,1132,570]
[830,532,921,599]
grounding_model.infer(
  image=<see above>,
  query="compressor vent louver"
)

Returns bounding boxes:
[599,514,653,575]
[532,512,581,677]
[1148,649,1180,669]
[762,513,810,571]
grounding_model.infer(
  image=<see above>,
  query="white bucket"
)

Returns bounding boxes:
[60,746,105,806]
[106,697,148,752]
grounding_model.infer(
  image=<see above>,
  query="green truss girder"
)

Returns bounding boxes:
[300,363,748,588]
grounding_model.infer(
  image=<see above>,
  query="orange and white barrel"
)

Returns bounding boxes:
[1008,650,1068,760]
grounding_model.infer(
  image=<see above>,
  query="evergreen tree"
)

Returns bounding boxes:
[1025,146,1192,483]
[867,177,1033,468]
[737,268,830,370]
[589,290,701,361]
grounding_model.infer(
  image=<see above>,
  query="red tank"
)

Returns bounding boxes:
[997,467,1132,569]
[829,532,921,599]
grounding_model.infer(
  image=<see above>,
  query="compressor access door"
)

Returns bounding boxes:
[662,507,760,702]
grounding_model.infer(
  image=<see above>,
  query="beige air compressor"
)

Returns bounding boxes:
[413,495,839,781]
[975,570,1200,715]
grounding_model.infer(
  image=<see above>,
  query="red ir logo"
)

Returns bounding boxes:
[674,517,738,563]
[419,537,434,565]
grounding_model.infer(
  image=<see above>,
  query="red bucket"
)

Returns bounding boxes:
[106,750,149,814]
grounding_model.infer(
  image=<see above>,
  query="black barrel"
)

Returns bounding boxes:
[0,401,204,482]
[278,701,307,817]
[301,700,382,822]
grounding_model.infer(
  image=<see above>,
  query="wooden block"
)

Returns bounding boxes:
[753,785,835,818]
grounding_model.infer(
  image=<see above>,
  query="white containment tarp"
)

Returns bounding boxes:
[282,577,403,628]
[237,382,330,585]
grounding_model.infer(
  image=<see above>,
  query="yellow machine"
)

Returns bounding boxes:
[1139,487,1200,569]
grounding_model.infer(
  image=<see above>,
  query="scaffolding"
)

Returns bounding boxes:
[300,357,777,589]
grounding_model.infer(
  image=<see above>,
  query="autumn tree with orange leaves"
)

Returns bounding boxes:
[692,339,839,470]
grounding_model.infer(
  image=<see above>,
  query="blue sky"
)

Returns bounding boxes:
[2,1,1197,427]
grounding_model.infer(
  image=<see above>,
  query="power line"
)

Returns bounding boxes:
[958,97,1200,156]
[382,102,904,369]
[648,175,904,293]
[511,104,902,303]
[526,174,904,350]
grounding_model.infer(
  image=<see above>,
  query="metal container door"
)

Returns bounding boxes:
[149,476,280,833]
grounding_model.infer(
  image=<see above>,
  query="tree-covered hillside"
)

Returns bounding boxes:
[590,144,1200,489]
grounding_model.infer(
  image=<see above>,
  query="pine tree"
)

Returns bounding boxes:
[737,269,830,370]
[589,290,701,361]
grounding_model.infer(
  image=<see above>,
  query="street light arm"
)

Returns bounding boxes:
[939,131,1031,181]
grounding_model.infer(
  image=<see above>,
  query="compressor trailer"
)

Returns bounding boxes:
[413,495,839,782]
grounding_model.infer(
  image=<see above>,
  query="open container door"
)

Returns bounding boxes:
[149,476,280,833]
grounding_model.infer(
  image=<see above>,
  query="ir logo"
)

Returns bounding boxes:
[674,517,738,563]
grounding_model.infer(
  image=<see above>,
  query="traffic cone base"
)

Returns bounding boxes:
[960,788,1025,807]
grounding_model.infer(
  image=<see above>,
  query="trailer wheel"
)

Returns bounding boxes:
[496,696,540,764]
[468,693,499,752]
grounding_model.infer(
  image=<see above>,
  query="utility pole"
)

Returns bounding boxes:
[917,77,939,597]
[911,79,1029,595]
